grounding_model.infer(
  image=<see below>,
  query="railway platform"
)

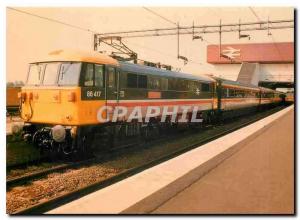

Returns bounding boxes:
[152,106,294,214]
[48,105,294,214]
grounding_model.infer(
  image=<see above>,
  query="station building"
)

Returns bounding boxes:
[206,42,294,92]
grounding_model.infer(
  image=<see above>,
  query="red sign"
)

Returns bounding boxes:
[148,91,161,99]
[207,42,294,64]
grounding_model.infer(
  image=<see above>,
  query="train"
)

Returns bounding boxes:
[6,86,21,116]
[285,91,294,103]
[18,49,285,156]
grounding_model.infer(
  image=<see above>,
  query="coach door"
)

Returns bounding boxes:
[106,66,120,107]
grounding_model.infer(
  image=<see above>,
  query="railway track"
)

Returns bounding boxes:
[7,106,287,214]
[7,141,141,188]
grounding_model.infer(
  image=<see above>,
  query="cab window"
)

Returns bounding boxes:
[27,64,44,85]
[58,62,81,86]
[84,64,94,86]
[43,63,60,85]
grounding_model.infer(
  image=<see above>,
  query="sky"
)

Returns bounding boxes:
[6,7,294,82]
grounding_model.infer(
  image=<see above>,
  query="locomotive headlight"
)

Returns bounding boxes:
[51,125,66,142]
[70,126,77,138]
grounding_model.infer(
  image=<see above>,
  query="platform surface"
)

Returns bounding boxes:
[152,107,294,214]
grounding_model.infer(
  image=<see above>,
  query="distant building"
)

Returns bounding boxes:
[206,42,294,91]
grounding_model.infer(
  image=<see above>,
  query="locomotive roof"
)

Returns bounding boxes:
[32,49,119,66]
[119,61,215,83]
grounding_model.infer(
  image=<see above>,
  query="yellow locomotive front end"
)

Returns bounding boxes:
[21,84,107,126]
[21,86,84,125]
[20,49,119,156]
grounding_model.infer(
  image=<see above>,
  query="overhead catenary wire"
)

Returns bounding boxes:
[97,19,293,38]
[9,6,210,67]
[7,7,99,34]
[142,7,177,26]
[143,7,191,63]
[8,6,293,74]
[141,7,214,67]
[123,39,206,66]
[249,7,263,24]
[9,7,291,42]
[122,39,219,74]
[142,6,213,44]
[248,7,286,61]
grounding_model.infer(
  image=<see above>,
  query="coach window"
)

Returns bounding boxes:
[201,83,210,92]
[239,90,245,97]
[236,90,243,98]
[168,78,177,90]
[178,79,188,91]
[127,73,138,88]
[177,79,183,91]
[95,64,104,87]
[149,76,161,90]
[222,88,229,98]
[188,81,196,91]
[245,91,250,98]
[229,89,235,97]
[241,90,246,97]
[138,75,147,89]
[161,78,168,90]
[244,91,249,98]
[249,91,254,98]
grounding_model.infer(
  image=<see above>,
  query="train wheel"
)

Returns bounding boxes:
[93,126,113,152]
[58,139,74,159]
[142,121,160,141]
[77,131,95,158]
[32,128,57,158]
